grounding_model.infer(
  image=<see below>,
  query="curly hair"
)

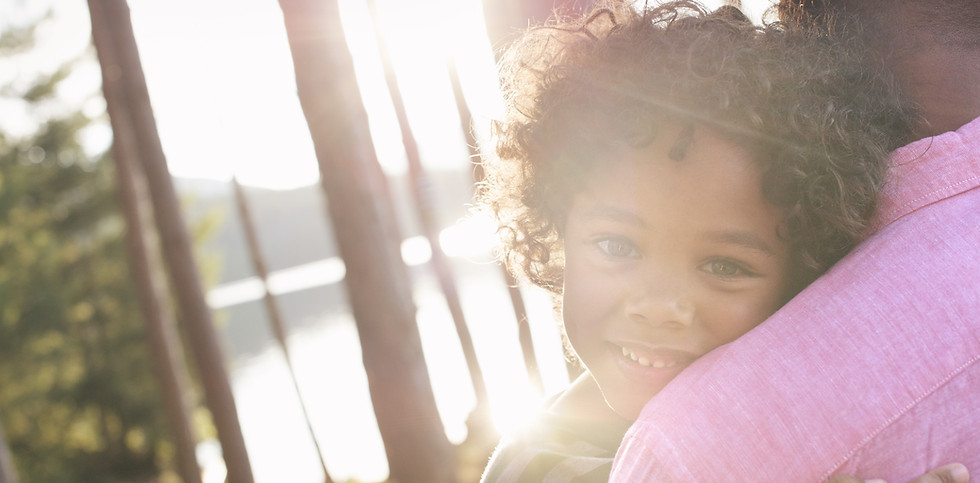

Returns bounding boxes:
[478,0,915,296]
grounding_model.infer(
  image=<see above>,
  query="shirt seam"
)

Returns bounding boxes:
[883,174,980,225]
[822,352,980,480]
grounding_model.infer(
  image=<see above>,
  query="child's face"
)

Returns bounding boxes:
[561,126,795,420]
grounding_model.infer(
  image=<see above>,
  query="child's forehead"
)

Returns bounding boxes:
[581,128,763,199]
[589,123,760,169]
[568,129,789,253]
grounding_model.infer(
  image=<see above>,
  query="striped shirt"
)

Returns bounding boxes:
[481,400,627,483]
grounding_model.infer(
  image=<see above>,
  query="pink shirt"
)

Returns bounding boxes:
[611,115,980,481]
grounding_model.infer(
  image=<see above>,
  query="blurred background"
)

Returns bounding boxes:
[0,0,773,481]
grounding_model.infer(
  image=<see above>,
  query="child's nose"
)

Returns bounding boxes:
[625,271,695,328]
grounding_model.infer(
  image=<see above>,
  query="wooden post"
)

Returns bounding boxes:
[363,0,491,418]
[445,60,544,395]
[231,178,334,483]
[90,15,203,480]
[0,417,17,483]
[277,0,455,481]
[480,0,589,384]
[86,1,254,481]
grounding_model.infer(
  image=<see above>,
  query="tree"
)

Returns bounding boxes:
[0,16,181,483]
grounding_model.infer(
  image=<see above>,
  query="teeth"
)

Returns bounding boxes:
[620,345,675,369]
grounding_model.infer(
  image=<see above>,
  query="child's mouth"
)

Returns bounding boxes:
[619,345,680,369]
[612,343,700,371]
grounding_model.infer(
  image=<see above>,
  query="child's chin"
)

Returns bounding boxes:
[595,370,668,421]
[608,395,653,421]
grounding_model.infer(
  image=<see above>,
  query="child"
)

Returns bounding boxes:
[477,1,914,481]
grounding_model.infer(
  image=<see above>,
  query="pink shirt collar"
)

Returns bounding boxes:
[869,115,980,234]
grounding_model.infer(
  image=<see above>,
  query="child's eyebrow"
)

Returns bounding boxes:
[704,230,777,257]
[579,204,647,227]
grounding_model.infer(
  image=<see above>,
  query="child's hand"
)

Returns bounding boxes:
[827,463,969,483]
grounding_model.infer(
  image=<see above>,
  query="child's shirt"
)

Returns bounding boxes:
[481,376,632,483]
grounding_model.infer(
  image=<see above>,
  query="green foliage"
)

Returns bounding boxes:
[0,15,178,483]
[0,19,38,54]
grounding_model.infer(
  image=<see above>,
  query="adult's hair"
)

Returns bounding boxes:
[776,0,980,49]
[481,0,915,296]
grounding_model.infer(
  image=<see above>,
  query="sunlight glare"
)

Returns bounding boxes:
[488,385,541,436]
[128,0,320,190]
[401,236,433,266]
[338,0,503,177]
[196,439,228,483]
[439,210,499,260]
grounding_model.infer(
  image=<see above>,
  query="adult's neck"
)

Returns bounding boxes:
[890,46,980,141]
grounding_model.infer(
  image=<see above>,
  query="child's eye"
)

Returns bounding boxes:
[700,259,753,279]
[596,238,640,259]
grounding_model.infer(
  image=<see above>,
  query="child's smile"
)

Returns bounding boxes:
[561,126,795,419]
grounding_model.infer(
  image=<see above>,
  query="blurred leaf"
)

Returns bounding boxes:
[21,67,71,102]
[0,20,40,53]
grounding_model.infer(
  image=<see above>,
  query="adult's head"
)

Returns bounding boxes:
[777,0,980,139]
